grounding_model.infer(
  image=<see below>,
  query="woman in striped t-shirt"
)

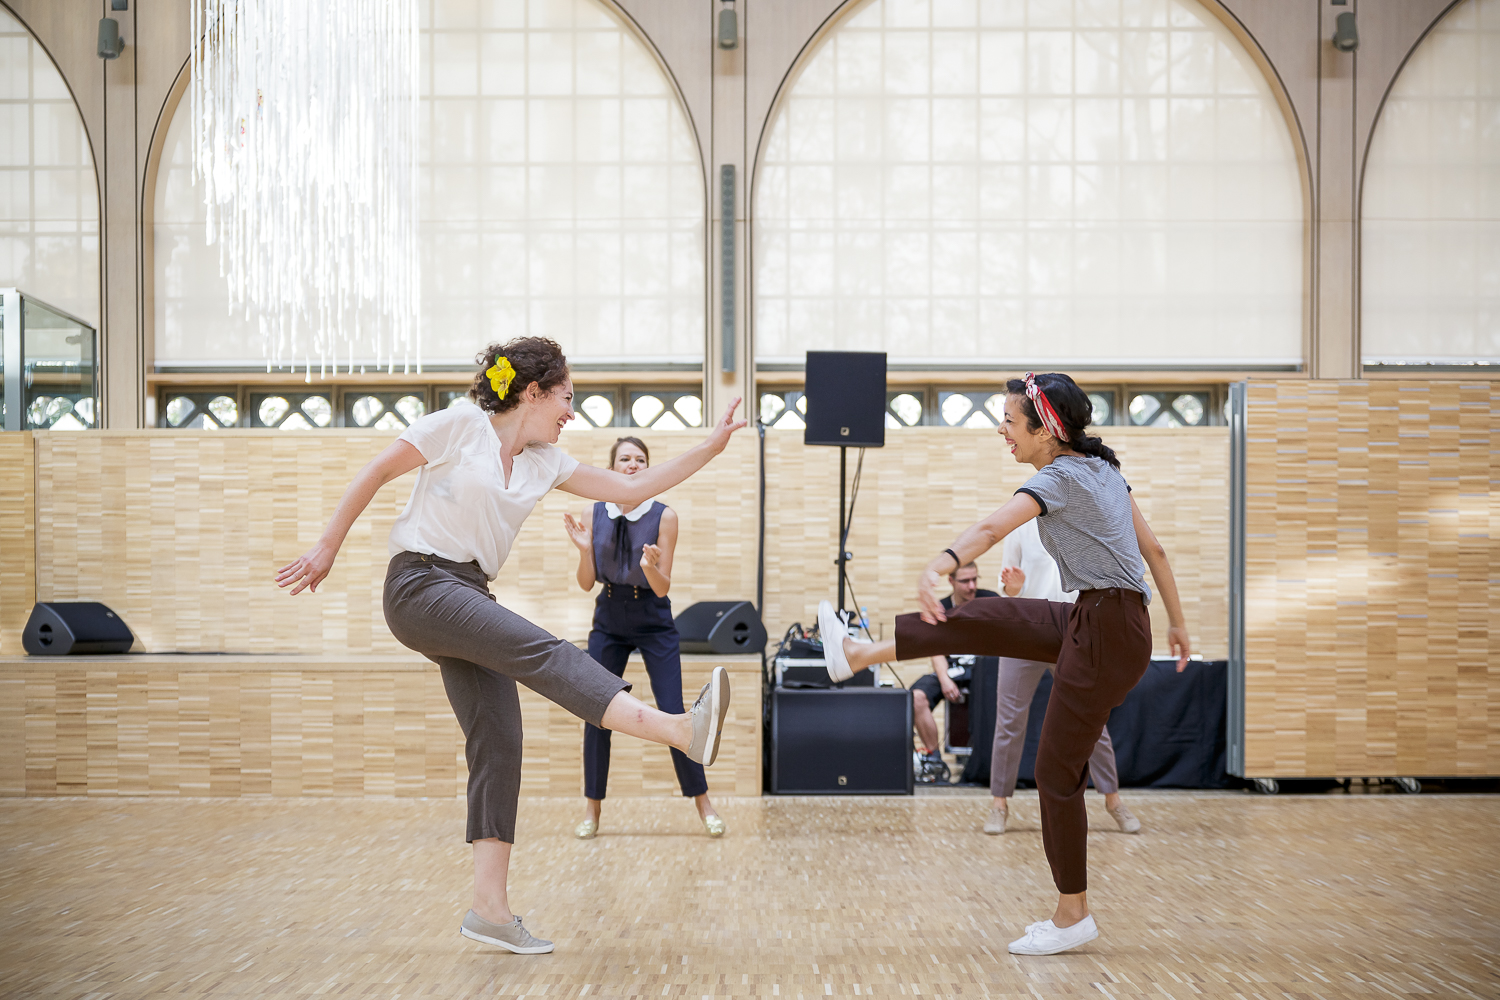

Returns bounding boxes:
[818,372,1191,958]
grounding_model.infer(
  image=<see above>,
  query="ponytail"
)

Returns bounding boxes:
[1068,430,1120,469]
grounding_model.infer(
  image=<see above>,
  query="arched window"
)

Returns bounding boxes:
[0,7,98,327]
[154,0,704,369]
[754,0,1303,369]
[1362,0,1500,366]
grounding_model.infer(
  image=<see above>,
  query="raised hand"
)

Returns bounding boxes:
[276,540,337,596]
[640,543,662,570]
[917,568,947,624]
[1001,565,1026,597]
[706,396,748,453]
[563,512,592,553]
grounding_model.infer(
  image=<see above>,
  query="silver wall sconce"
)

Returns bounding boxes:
[718,0,738,50]
[1332,12,1359,52]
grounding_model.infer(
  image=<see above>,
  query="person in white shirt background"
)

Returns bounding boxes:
[986,517,1142,836]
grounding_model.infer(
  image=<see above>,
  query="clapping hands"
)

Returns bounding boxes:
[1001,565,1026,597]
[563,512,592,553]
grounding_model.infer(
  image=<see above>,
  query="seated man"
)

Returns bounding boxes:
[909,562,997,780]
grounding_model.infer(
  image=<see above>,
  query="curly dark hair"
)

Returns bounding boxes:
[1004,372,1120,469]
[469,337,570,414]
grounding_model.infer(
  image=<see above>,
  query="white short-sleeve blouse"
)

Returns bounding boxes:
[387,400,579,580]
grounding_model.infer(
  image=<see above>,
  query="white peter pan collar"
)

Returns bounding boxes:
[604,498,656,521]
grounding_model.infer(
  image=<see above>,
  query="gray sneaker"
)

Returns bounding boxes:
[459,910,554,954]
[685,666,730,766]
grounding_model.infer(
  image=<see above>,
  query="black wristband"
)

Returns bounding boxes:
[942,548,961,572]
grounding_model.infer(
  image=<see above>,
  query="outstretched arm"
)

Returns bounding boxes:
[1131,497,1192,670]
[916,493,1042,623]
[275,440,426,595]
[557,399,746,504]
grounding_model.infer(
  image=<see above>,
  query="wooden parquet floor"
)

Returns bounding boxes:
[2,792,1497,999]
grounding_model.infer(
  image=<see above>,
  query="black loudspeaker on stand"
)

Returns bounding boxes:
[803,350,886,611]
[23,602,134,655]
[675,601,767,655]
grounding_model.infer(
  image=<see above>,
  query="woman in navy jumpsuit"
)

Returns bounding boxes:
[563,436,724,839]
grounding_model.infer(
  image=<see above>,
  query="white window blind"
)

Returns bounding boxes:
[1362,0,1500,366]
[155,0,704,369]
[753,0,1304,369]
[0,8,98,327]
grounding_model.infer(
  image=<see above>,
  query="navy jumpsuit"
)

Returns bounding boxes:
[582,500,708,800]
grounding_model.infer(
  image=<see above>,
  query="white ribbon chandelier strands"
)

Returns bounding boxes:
[190,0,420,377]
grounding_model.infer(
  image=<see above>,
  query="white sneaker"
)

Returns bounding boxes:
[817,600,854,682]
[1007,915,1098,956]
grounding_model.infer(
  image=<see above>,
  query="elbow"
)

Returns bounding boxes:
[1145,542,1167,565]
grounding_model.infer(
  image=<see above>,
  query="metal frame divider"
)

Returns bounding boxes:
[1226,380,1247,777]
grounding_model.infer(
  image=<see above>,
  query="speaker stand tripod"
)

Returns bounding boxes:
[837,445,851,613]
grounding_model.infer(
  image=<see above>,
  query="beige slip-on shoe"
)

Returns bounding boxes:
[983,804,1007,835]
[1107,802,1142,834]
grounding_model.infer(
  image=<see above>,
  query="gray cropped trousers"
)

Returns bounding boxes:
[991,657,1119,798]
[382,551,631,844]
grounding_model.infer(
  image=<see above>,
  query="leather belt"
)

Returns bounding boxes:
[601,582,646,600]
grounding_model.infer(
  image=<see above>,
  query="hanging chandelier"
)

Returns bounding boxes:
[190,0,420,377]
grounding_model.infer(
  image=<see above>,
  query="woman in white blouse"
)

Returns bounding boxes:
[277,337,745,955]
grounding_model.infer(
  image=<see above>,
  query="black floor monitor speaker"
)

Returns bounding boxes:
[675,601,767,654]
[803,351,886,448]
[771,688,913,794]
[22,602,134,655]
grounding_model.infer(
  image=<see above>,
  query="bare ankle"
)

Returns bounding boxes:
[472,899,513,924]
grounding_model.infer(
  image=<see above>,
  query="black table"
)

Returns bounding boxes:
[956,659,1232,789]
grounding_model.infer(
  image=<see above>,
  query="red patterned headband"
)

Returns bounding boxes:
[1023,372,1069,441]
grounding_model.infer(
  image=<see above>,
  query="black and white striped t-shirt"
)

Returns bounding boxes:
[1014,455,1151,604]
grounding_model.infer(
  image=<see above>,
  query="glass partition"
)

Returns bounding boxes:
[1,288,98,430]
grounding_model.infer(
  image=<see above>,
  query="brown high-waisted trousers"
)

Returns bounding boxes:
[895,588,1151,894]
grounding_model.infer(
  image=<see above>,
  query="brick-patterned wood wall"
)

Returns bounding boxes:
[22,429,757,652]
[1244,380,1500,777]
[0,654,762,798]
[0,433,34,656]
[4,426,1226,659]
[761,427,1229,663]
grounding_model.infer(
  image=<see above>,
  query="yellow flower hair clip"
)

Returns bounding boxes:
[485,355,516,399]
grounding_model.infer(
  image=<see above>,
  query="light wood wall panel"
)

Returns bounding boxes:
[0,434,34,656]
[1244,380,1500,777]
[21,427,1224,659]
[0,653,761,798]
[760,427,1229,668]
[27,429,758,653]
